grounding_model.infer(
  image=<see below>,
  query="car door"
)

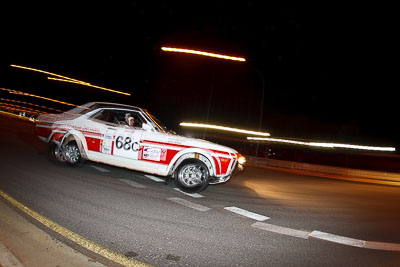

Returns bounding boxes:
[108,110,143,161]
[89,108,163,173]
[113,127,142,160]
[86,108,117,156]
[88,108,143,161]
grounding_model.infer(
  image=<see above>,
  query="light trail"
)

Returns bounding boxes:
[1,87,79,107]
[0,109,38,122]
[47,77,89,85]
[161,47,246,62]
[47,77,131,96]
[10,64,131,96]
[247,137,396,152]
[0,98,63,112]
[10,64,84,83]
[180,122,270,136]
[0,102,45,114]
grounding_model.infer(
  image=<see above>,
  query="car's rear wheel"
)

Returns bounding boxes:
[175,159,209,193]
[48,142,66,164]
[64,140,85,167]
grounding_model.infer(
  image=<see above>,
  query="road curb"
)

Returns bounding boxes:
[246,157,400,187]
[0,190,152,267]
[0,241,24,267]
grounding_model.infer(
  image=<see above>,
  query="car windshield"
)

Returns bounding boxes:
[145,111,169,133]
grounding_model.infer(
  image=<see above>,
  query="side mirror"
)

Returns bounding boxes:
[142,122,152,131]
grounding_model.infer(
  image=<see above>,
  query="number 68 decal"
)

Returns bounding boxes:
[116,136,139,151]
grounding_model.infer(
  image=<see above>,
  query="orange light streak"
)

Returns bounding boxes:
[10,64,84,83]
[47,77,89,85]
[161,47,246,62]
[0,109,37,122]
[10,64,131,96]
[0,98,63,112]
[47,77,131,96]
[0,104,45,115]
[0,87,78,107]
[10,91,76,106]
[0,102,44,113]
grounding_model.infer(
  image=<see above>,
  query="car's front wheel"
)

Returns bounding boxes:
[175,159,209,193]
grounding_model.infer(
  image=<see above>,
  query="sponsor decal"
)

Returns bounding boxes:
[143,147,167,161]
[102,132,113,154]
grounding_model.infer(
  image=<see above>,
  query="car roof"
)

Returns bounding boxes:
[85,102,144,111]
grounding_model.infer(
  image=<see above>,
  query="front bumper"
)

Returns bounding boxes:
[209,159,243,184]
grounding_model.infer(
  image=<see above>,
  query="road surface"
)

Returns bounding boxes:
[1,116,400,266]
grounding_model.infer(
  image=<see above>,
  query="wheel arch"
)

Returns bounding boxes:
[167,148,216,177]
[59,130,88,160]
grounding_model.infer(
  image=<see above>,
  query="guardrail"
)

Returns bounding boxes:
[245,156,400,186]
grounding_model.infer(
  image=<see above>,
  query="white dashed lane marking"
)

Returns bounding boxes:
[224,207,270,221]
[168,197,211,212]
[252,222,310,239]
[144,175,164,182]
[309,230,365,247]
[309,231,400,251]
[252,224,400,252]
[364,240,400,252]
[90,165,110,172]
[92,166,400,253]
[173,188,204,198]
[120,179,147,189]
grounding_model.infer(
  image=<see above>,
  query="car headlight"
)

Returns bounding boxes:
[237,154,246,165]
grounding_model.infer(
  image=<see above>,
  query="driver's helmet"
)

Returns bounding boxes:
[125,113,133,125]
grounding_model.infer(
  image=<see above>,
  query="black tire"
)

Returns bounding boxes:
[64,140,85,167]
[48,142,66,164]
[174,159,209,193]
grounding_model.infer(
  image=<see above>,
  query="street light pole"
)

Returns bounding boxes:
[251,65,265,157]
[203,72,215,139]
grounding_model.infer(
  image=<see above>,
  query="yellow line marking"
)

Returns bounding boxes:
[0,110,37,122]
[0,190,152,267]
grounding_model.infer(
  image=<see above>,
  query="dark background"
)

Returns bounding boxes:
[1,3,398,157]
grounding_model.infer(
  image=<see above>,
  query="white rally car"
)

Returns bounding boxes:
[36,102,245,192]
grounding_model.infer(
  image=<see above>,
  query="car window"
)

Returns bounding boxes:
[90,108,147,128]
[90,109,116,123]
[114,110,146,127]
[144,111,168,133]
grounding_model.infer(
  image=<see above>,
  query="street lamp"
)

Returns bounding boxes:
[161,47,265,155]
[161,46,248,139]
[161,47,246,62]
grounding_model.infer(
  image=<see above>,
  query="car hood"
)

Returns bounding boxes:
[145,132,238,154]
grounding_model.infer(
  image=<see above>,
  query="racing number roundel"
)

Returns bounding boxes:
[113,129,140,159]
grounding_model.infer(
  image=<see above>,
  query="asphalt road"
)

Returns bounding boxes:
[1,116,400,266]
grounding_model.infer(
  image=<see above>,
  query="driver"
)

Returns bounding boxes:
[125,113,134,127]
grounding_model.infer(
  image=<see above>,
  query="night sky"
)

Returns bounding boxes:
[1,3,398,149]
